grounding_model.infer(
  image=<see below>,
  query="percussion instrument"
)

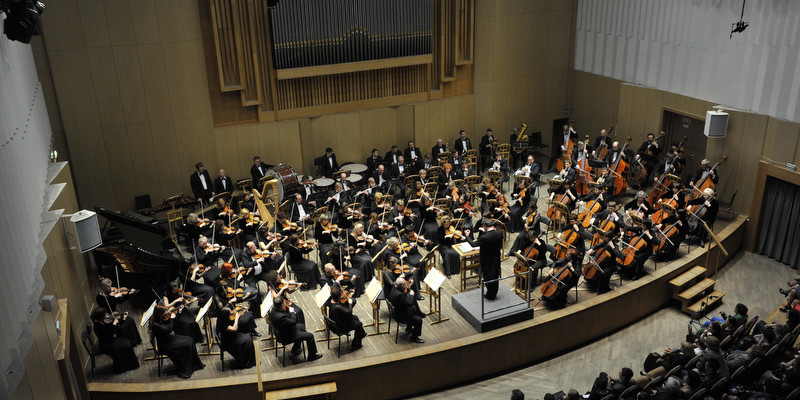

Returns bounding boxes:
[266,164,299,200]
[312,177,335,192]
[342,163,368,175]
[347,173,363,186]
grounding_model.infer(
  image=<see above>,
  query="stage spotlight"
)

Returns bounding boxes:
[2,0,45,44]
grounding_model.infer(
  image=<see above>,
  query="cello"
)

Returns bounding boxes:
[653,220,681,254]
[577,196,604,229]
[609,137,632,196]
[574,135,593,195]
[687,156,727,201]
[540,248,577,303]
[582,233,617,283]
[553,225,580,260]
[616,231,650,273]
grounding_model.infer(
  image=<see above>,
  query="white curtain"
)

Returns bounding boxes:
[0,34,54,396]
[575,0,800,123]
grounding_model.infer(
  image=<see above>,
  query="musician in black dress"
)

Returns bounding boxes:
[348,223,377,281]
[150,305,205,379]
[464,219,503,300]
[162,280,203,343]
[437,217,464,278]
[329,285,366,351]
[282,235,320,290]
[384,239,423,299]
[180,263,215,307]
[265,270,306,325]
[618,221,654,280]
[90,308,140,373]
[624,191,652,218]
[388,276,426,343]
[216,307,256,369]
[315,213,341,267]
[215,263,259,336]
[653,209,688,261]
[96,278,142,346]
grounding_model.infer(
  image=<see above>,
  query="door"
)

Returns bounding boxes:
[661,110,707,184]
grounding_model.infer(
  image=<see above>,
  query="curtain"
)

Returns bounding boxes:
[757,177,800,269]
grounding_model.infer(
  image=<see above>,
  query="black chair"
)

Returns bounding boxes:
[708,377,728,397]
[618,384,639,399]
[786,385,800,400]
[269,321,305,366]
[322,314,351,358]
[687,388,707,400]
[599,394,616,400]
[80,323,103,379]
[212,323,227,371]
[385,301,407,344]
[149,332,165,377]
[643,376,664,391]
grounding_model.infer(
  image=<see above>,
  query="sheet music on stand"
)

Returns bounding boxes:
[315,283,331,309]
[456,242,478,253]
[140,301,157,327]
[365,277,382,303]
[195,298,212,323]
[424,267,446,292]
[261,294,274,318]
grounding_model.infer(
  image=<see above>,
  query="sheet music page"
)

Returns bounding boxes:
[366,277,382,303]
[140,301,156,327]
[315,283,331,309]
[261,294,274,318]
[456,242,477,253]
[195,298,212,323]
[424,267,446,292]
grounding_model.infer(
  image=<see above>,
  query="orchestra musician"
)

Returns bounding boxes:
[337,171,351,192]
[437,216,463,277]
[661,183,686,209]
[328,285,366,351]
[384,239,424,299]
[282,234,321,290]
[216,306,257,369]
[321,263,364,298]
[96,278,142,347]
[238,208,259,245]
[625,191,652,218]
[161,280,203,344]
[251,156,268,185]
[489,193,512,230]
[653,208,688,261]
[365,148,384,173]
[214,169,234,194]
[266,270,306,325]
[490,152,512,185]
[192,237,223,287]
[269,296,323,362]
[388,276,426,343]
[150,305,206,379]
[605,141,625,167]
[290,193,314,223]
[320,147,339,178]
[454,129,471,154]
[392,199,415,232]
[636,132,662,180]
[479,128,495,172]
[385,145,402,166]
[190,162,215,205]
[514,155,541,183]
[549,124,578,171]
[181,262,215,306]
[90,307,140,373]
[669,142,686,175]
[391,155,410,179]
[404,141,422,164]
[315,213,341,266]
[373,164,391,188]
[451,149,465,171]
[689,159,720,188]
[432,138,447,156]
[464,219,503,300]
[686,188,719,247]
[584,233,624,294]
[299,176,316,204]
[215,263,259,334]
[348,223,377,281]
[542,248,581,308]
[593,128,612,155]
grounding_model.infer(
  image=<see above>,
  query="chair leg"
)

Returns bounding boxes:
[337,335,341,358]
[281,345,286,367]
[395,322,400,343]
[220,348,224,372]
[90,356,95,379]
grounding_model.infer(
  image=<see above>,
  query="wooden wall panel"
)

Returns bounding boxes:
[138,44,173,123]
[85,48,125,127]
[770,120,800,164]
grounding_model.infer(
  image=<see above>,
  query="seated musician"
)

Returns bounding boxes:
[373,164,392,189]
[660,183,686,209]
[432,138,447,156]
[215,263,259,336]
[605,141,625,167]
[438,216,464,277]
[388,276,426,343]
[161,280,203,343]
[281,234,320,290]
[392,199,415,232]
[329,285,366,351]
[290,193,314,223]
[337,171,351,192]
[593,128,612,155]
[490,152,512,184]
[90,308,140,374]
[457,162,472,179]
[450,150,464,171]
[366,148,384,174]
[325,182,349,214]
[479,177,499,213]
[383,245,423,300]
[508,206,541,256]
[348,223,377,282]
[418,154,435,172]
[180,262,216,306]
[653,209,688,261]
[624,191,652,218]
[542,248,581,308]
[321,263,363,298]
[385,145,402,166]
[355,177,380,213]
[407,181,427,212]
[451,193,474,232]
[96,278,142,347]
[150,305,206,379]
[595,167,615,196]
[571,140,588,166]
[548,179,577,211]
[656,152,678,177]
[686,188,719,247]
[438,163,455,195]
[299,176,316,203]
[585,233,624,294]
[315,213,341,266]
[216,197,234,219]
[514,154,541,182]
[238,208,259,244]
[210,219,238,251]
[488,193,512,231]
[419,196,442,242]
[511,229,549,274]
[269,297,323,362]
[391,155,410,179]
[366,212,386,240]
[240,240,281,298]
[618,220,655,280]
[690,159,720,188]
[182,213,205,244]
[276,212,302,236]
[216,306,257,369]
[580,183,607,206]
[265,270,305,325]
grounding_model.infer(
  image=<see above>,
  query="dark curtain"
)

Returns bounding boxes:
[757,177,800,269]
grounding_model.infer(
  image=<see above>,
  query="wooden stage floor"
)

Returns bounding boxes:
[87,177,742,397]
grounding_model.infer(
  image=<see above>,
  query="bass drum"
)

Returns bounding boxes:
[266,164,299,200]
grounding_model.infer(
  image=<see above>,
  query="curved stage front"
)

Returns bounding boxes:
[89,215,746,400]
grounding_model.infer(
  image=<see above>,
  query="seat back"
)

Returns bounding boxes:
[81,323,97,355]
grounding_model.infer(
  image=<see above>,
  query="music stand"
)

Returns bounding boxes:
[364,277,388,335]
[423,262,449,324]
[196,299,220,356]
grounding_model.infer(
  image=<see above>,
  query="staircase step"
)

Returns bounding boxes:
[669,266,707,290]
[686,290,725,314]
[676,278,715,302]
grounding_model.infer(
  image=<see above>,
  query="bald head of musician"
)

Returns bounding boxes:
[436,138,443,147]
[376,164,385,175]
[611,141,620,151]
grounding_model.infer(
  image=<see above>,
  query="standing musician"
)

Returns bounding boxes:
[605,141,625,167]
[389,276,426,344]
[320,147,339,178]
[251,156,268,185]
[329,285,367,351]
[215,169,234,194]
[571,140,589,166]
[669,142,687,175]
[593,128,612,156]
[161,280,203,343]
[365,148,384,173]
[90,308,140,373]
[689,159,720,188]
[432,138,447,156]
[686,188,718,247]
[464,219,503,300]
[636,132,662,179]
[299,176,316,204]
[281,234,320,290]
[549,124,578,171]
[479,128,496,172]
[290,193,314,223]
[269,296,323,362]
[321,263,364,298]
[190,162,215,205]
[95,278,142,347]
[454,129,471,154]
[438,216,465,278]
[404,141,423,164]
[150,305,206,379]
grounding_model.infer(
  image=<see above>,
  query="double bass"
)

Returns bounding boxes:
[595,124,615,161]
[687,156,727,201]
[555,120,576,171]
[648,136,687,209]
[574,135,593,195]
[609,137,632,196]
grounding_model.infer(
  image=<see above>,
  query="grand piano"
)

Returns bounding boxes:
[93,207,188,306]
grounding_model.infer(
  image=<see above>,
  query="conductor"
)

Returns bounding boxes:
[465,218,503,300]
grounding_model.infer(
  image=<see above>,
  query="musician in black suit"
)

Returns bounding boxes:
[269,297,323,362]
[689,159,719,187]
[298,176,316,203]
[373,164,391,187]
[388,276,425,343]
[593,128,612,155]
[289,193,314,223]
[514,154,541,183]
[404,141,422,164]
[190,162,215,204]
[320,147,339,178]
[418,154,435,172]
[605,141,625,167]
[365,149,383,173]
[215,169,234,194]
[431,138,447,156]
[329,285,366,351]
[391,155,411,179]
[479,128,495,172]
[464,219,504,300]
[385,145,402,166]
[250,156,267,185]
[549,124,579,170]
[454,129,471,154]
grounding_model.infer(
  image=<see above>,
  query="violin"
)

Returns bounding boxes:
[109,286,135,297]
[392,264,416,276]
[175,288,195,301]
[203,243,223,252]
[445,225,466,242]
[281,219,299,231]
[226,287,245,299]
[228,307,246,321]
[321,222,341,234]
[162,306,181,321]
[407,231,432,246]
[277,281,307,291]
[222,225,240,235]
[195,217,211,227]
[402,207,416,218]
